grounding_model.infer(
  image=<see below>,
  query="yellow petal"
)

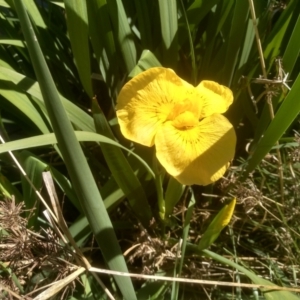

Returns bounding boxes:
[116,67,199,146]
[155,114,236,185]
[196,81,233,118]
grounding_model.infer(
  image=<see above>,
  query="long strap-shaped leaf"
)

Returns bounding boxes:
[158,0,178,69]
[0,131,155,177]
[13,1,137,298]
[92,98,152,225]
[87,0,118,95]
[64,1,93,97]
[107,0,136,73]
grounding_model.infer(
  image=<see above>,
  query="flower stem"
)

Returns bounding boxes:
[152,154,166,221]
[156,171,166,221]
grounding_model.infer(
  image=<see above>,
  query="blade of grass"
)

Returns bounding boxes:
[13,1,136,298]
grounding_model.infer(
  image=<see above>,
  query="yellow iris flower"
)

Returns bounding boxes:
[116,67,236,186]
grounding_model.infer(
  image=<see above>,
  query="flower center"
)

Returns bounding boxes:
[172,111,198,129]
[166,99,199,129]
[167,99,197,117]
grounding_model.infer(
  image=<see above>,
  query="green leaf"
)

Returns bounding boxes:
[87,0,118,94]
[0,0,10,7]
[48,0,65,8]
[198,198,236,251]
[158,0,178,69]
[64,0,93,97]
[186,0,221,30]
[171,189,195,300]
[0,39,25,47]
[221,1,249,86]
[92,97,152,225]
[242,1,300,157]
[0,67,95,132]
[19,151,45,228]
[0,79,51,134]
[264,0,300,66]
[178,0,196,84]
[198,0,234,80]
[178,0,221,48]
[282,12,300,76]
[202,249,300,300]
[24,0,47,28]
[164,177,185,219]
[0,173,23,203]
[136,281,169,300]
[244,72,300,175]
[67,177,126,247]
[49,166,81,212]
[129,50,162,78]
[107,0,137,73]
[13,1,137,298]
[134,0,153,49]
[0,131,154,177]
